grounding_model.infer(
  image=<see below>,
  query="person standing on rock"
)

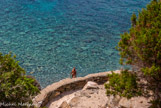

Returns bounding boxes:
[71,67,76,78]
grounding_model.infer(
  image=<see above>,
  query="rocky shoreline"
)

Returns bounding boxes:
[48,82,151,108]
[33,70,152,108]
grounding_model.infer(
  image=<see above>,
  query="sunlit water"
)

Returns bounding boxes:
[0,0,150,88]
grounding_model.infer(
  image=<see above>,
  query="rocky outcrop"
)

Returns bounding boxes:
[102,95,152,108]
[47,80,152,108]
[118,96,152,108]
[33,70,153,108]
[83,81,99,90]
[33,70,120,107]
[56,82,107,108]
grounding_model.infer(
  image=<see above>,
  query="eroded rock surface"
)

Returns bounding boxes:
[58,101,71,108]
[47,81,152,108]
[83,81,99,90]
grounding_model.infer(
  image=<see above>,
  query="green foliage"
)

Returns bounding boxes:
[105,70,141,99]
[0,52,40,107]
[131,13,137,27]
[117,0,161,106]
[118,0,161,76]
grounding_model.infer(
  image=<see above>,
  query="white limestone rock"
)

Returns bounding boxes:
[83,81,99,90]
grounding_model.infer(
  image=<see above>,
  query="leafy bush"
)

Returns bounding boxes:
[105,70,141,99]
[0,52,40,108]
[119,0,161,76]
[117,0,161,107]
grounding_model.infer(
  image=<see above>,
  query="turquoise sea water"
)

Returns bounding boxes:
[0,0,150,88]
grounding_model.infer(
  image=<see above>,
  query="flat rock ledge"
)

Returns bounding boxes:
[33,70,120,107]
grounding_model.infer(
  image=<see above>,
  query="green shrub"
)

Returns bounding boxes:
[105,70,141,99]
[118,0,161,76]
[118,0,161,106]
[0,52,40,108]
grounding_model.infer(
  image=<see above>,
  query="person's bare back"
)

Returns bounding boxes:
[71,67,76,78]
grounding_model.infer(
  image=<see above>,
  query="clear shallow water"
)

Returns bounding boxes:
[0,0,150,88]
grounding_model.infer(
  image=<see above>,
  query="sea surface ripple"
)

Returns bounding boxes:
[0,0,150,88]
